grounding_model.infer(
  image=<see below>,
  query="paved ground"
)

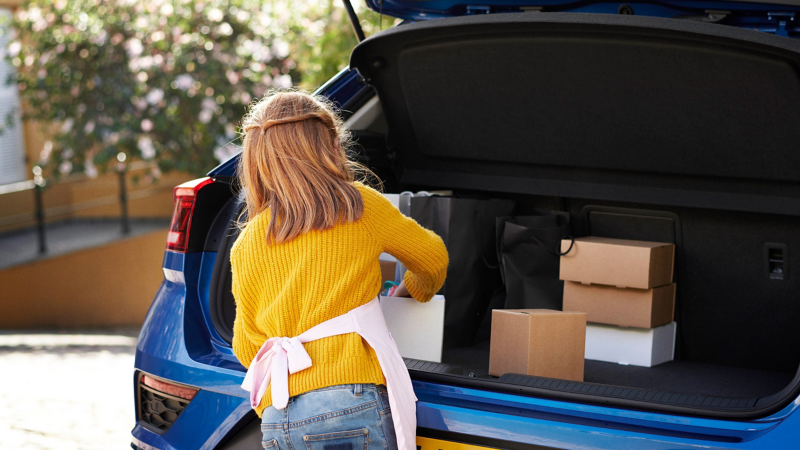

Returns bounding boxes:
[0,218,170,270]
[0,328,140,449]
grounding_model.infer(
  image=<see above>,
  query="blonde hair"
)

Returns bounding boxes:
[237,90,372,244]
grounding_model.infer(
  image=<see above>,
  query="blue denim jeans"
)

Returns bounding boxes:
[260,384,398,450]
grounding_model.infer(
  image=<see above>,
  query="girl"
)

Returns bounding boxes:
[230,90,448,450]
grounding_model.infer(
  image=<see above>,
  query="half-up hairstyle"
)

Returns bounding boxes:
[237,89,371,244]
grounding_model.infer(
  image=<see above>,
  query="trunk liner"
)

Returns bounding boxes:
[584,360,793,399]
[441,346,793,400]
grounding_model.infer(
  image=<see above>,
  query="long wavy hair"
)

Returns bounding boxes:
[236,90,373,244]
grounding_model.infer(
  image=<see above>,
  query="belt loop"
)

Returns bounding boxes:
[354,384,362,396]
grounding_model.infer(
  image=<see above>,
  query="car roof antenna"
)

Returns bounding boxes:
[342,0,366,42]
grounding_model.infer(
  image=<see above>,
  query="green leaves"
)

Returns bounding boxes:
[7,0,383,180]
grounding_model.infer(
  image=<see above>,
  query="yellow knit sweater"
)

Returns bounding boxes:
[230,182,449,417]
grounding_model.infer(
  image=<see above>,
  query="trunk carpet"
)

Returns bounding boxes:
[582,360,793,398]
[442,345,794,399]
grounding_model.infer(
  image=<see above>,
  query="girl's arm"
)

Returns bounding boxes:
[391,279,410,297]
[359,184,449,302]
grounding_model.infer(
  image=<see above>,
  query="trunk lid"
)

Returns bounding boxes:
[365,0,800,23]
[350,13,800,216]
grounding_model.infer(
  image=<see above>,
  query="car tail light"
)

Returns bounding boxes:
[141,375,197,400]
[166,177,214,252]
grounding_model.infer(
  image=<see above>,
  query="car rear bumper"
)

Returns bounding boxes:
[130,373,800,450]
[131,388,249,450]
[134,254,800,449]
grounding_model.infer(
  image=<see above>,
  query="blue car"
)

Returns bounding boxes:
[132,1,800,449]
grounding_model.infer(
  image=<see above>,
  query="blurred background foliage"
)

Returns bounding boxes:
[2,0,388,180]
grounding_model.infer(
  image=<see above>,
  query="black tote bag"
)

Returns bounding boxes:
[410,196,516,349]
[496,210,573,311]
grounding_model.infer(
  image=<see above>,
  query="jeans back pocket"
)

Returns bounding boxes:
[303,428,368,450]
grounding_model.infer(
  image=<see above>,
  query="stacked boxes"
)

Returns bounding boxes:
[560,237,677,367]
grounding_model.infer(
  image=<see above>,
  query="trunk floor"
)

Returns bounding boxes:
[442,345,794,399]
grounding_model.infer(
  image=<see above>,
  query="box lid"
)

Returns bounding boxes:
[572,236,672,249]
[500,309,587,316]
[560,237,674,288]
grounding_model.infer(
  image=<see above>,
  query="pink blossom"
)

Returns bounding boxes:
[273,74,292,89]
[125,38,143,58]
[84,160,98,178]
[207,8,224,22]
[59,161,73,174]
[224,123,236,139]
[201,97,216,109]
[39,141,53,164]
[174,74,194,90]
[198,109,213,124]
[60,118,74,132]
[146,89,164,105]
[133,98,148,110]
[138,137,156,159]
[7,42,21,57]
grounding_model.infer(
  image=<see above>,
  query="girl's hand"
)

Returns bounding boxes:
[391,280,410,297]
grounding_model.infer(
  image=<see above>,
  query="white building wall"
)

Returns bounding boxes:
[0,7,27,185]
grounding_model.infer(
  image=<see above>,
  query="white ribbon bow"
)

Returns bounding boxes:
[241,336,313,409]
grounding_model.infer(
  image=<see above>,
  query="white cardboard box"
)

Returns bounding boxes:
[382,193,401,209]
[380,295,445,363]
[585,321,676,367]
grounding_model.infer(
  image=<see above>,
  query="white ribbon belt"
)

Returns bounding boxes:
[241,297,417,450]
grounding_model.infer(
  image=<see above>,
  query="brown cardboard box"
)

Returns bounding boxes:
[560,237,675,289]
[489,309,586,381]
[380,260,397,283]
[563,281,676,328]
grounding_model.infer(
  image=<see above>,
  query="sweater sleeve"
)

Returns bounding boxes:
[230,244,260,369]
[359,184,449,302]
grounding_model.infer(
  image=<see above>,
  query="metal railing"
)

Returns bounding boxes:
[0,159,166,255]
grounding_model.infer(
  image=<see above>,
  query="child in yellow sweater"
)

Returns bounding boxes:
[230,90,448,450]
